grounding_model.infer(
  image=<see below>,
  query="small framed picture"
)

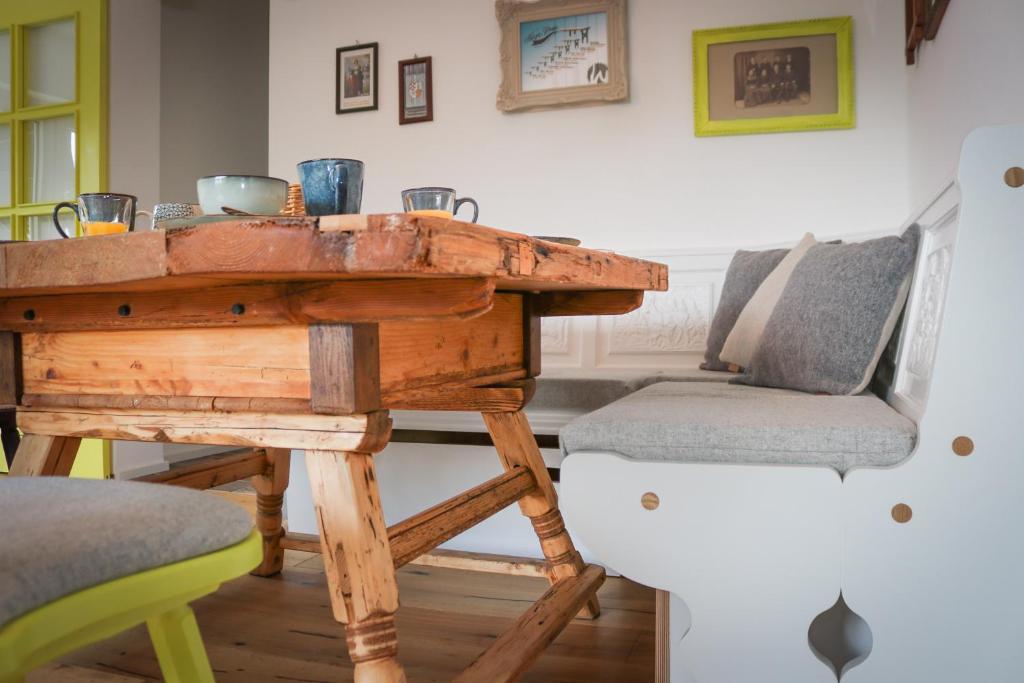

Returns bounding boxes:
[692,17,854,137]
[495,0,628,113]
[336,42,379,114]
[398,56,433,125]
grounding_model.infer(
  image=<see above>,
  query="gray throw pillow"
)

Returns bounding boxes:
[733,225,921,395]
[701,248,788,371]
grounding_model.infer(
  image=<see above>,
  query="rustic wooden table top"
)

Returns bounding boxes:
[0,214,667,297]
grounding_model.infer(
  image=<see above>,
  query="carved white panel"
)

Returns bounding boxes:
[891,189,960,421]
[907,245,952,377]
[607,283,712,354]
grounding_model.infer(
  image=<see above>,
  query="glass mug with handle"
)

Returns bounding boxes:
[52,193,148,237]
[402,187,479,223]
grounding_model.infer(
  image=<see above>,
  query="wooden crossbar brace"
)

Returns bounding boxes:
[279,533,552,579]
[388,468,536,568]
[453,564,606,683]
[284,468,537,569]
[136,448,268,489]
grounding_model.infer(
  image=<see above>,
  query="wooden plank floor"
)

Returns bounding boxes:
[34,550,655,682]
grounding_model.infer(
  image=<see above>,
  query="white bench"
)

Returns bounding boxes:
[559,125,1024,681]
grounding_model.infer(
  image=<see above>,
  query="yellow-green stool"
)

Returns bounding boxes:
[0,477,260,682]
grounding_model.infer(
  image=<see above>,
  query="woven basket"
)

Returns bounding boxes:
[284,184,306,217]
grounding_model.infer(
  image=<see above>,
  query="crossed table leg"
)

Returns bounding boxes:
[11,403,602,682]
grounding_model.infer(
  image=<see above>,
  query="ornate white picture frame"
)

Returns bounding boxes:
[496,0,628,112]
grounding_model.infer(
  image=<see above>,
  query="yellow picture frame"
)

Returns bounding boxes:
[692,16,854,137]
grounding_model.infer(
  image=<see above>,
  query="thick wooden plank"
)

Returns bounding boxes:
[8,434,81,476]
[380,293,525,393]
[453,564,606,683]
[0,278,495,331]
[16,407,391,452]
[2,230,167,292]
[166,217,434,278]
[383,379,535,412]
[388,468,536,568]
[534,290,644,317]
[309,323,380,414]
[306,450,406,682]
[0,216,666,296]
[21,326,311,400]
[135,448,268,489]
[21,294,525,402]
[21,393,312,413]
[0,331,21,406]
[20,378,536,413]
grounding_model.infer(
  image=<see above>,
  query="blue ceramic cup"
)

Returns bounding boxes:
[297,158,364,216]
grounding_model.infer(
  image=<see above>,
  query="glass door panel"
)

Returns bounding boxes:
[27,214,66,241]
[0,28,10,111]
[25,18,75,107]
[24,114,76,204]
[0,216,10,240]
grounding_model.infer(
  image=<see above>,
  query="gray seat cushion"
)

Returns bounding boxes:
[0,477,253,627]
[530,369,732,414]
[560,382,917,474]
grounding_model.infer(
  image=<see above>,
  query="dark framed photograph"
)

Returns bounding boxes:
[398,56,433,124]
[692,17,854,136]
[336,42,379,114]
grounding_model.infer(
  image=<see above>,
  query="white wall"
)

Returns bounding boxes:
[268,0,910,251]
[159,0,270,202]
[109,0,161,217]
[906,0,1024,207]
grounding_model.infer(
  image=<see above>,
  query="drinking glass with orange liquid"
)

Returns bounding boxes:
[52,193,145,238]
[402,187,479,223]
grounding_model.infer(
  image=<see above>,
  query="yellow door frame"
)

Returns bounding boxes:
[0,0,109,476]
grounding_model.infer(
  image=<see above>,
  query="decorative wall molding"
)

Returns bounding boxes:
[607,283,712,354]
[543,249,732,371]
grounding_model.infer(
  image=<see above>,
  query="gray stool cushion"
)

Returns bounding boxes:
[0,477,253,627]
[560,382,917,474]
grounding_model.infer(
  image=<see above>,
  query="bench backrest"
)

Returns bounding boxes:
[871,181,961,421]
[877,124,1024,425]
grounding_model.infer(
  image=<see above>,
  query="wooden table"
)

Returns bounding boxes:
[0,214,666,682]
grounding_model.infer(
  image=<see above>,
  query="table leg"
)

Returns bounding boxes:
[1,408,20,468]
[306,449,406,683]
[250,448,291,577]
[8,434,81,477]
[483,410,601,619]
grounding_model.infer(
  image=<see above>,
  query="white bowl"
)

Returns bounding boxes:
[196,175,288,215]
